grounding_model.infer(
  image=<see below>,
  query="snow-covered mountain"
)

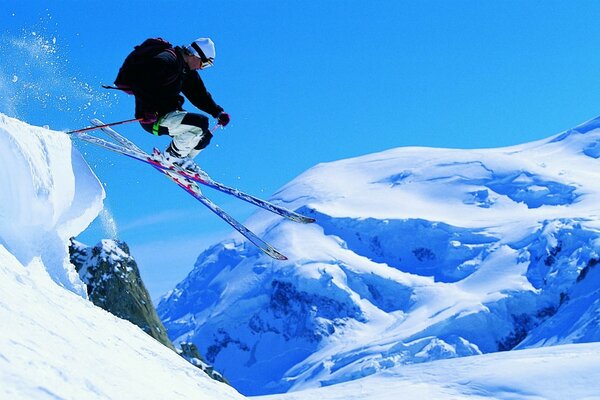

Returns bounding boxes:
[3,110,600,399]
[158,116,600,395]
[0,113,243,400]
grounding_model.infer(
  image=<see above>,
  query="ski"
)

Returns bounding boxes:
[70,126,291,260]
[83,121,315,224]
[88,122,287,260]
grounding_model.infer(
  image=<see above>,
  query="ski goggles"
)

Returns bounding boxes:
[200,58,214,69]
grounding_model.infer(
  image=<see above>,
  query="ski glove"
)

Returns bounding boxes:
[217,111,230,127]
[141,112,158,124]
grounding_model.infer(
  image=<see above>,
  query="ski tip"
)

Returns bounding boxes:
[289,215,316,224]
[264,247,288,261]
[289,208,316,224]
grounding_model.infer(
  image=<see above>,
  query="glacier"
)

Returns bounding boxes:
[158,116,600,395]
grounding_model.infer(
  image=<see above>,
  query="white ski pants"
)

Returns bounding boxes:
[158,111,210,158]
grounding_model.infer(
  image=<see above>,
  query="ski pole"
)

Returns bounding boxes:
[210,123,222,134]
[66,118,143,135]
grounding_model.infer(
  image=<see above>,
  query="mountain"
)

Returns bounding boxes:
[0,113,242,400]
[158,116,600,395]
[69,239,176,350]
[2,110,600,400]
[69,238,227,383]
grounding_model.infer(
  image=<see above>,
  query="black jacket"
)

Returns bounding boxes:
[115,45,223,120]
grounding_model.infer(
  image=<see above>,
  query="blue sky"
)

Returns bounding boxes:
[3,1,600,299]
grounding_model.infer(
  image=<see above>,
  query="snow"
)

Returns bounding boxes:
[158,116,600,395]
[0,245,243,400]
[0,114,243,400]
[257,343,600,400]
[3,110,600,399]
[0,113,104,295]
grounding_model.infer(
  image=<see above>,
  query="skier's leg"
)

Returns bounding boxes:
[188,131,213,158]
[183,114,213,159]
[154,111,210,158]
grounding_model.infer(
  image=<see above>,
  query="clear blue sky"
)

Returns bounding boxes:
[3,0,600,299]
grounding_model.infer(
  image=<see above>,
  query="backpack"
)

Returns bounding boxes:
[114,38,174,93]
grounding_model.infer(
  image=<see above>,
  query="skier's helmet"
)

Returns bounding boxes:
[187,38,215,68]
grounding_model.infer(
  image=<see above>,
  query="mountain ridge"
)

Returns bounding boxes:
[158,116,600,395]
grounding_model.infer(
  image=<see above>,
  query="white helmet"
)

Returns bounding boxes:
[187,37,215,67]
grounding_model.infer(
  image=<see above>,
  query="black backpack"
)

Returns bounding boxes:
[114,38,174,93]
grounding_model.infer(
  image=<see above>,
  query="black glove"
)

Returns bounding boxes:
[217,111,230,127]
[141,112,158,124]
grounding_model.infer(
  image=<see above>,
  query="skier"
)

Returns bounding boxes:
[114,37,230,172]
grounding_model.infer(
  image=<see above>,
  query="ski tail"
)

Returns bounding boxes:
[71,130,147,161]
[90,118,143,153]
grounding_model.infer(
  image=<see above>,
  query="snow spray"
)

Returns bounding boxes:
[99,207,119,241]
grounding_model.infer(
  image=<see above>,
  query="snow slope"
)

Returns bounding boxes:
[258,343,600,400]
[0,113,103,295]
[0,114,243,400]
[159,116,600,395]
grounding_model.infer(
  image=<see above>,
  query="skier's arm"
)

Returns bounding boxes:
[181,71,223,118]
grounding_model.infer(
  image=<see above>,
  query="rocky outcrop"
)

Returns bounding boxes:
[69,239,175,350]
[69,239,229,383]
[178,342,229,384]
[69,239,228,383]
